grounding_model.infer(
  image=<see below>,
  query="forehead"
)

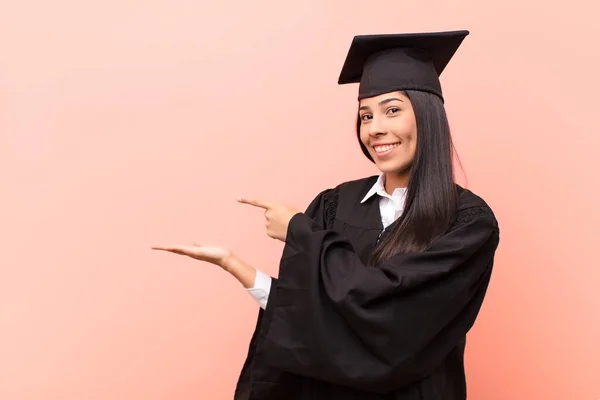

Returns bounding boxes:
[358,91,408,107]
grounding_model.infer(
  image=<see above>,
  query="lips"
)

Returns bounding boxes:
[372,142,400,154]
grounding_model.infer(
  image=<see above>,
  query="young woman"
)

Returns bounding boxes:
[153,30,500,400]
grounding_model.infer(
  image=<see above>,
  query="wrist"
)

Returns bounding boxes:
[221,252,238,273]
[220,253,257,289]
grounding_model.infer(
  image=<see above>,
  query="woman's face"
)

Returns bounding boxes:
[358,91,417,175]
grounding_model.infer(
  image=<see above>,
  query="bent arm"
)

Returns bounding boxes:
[262,206,500,393]
[234,188,332,309]
[223,255,274,309]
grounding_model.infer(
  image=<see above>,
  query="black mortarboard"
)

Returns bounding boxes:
[338,30,469,102]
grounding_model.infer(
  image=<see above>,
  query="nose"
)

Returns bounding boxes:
[368,116,385,138]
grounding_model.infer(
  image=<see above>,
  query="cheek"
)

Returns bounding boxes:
[391,117,416,140]
[406,129,417,148]
[406,130,417,158]
[358,125,369,145]
[391,118,417,158]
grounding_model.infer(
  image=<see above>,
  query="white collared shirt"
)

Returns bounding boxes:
[360,173,407,229]
[246,175,407,310]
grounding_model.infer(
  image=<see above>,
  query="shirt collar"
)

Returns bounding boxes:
[360,174,407,203]
[361,174,385,203]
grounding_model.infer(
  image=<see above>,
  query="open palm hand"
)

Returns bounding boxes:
[151,243,232,268]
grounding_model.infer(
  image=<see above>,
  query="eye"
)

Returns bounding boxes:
[360,114,372,122]
[386,107,400,115]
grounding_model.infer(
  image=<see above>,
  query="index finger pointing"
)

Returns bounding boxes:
[237,197,271,209]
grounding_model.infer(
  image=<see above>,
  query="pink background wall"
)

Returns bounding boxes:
[1,1,598,399]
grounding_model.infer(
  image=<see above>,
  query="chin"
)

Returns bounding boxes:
[374,159,411,174]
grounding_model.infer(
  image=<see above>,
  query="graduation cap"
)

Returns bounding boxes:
[338,30,469,102]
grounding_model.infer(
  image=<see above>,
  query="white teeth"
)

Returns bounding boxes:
[374,143,400,153]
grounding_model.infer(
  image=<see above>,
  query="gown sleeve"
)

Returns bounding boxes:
[261,190,500,394]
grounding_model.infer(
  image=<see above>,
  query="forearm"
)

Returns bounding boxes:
[223,254,273,309]
[222,253,259,288]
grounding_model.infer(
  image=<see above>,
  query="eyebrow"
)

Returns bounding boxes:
[359,97,404,111]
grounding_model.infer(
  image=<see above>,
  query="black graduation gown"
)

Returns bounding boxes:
[234,175,500,400]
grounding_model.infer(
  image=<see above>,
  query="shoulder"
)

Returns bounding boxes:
[304,175,379,225]
[330,175,379,199]
[454,185,499,231]
[335,175,380,192]
[309,175,379,203]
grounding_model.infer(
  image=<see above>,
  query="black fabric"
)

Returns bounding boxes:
[337,30,470,101]
[234,175,500,399]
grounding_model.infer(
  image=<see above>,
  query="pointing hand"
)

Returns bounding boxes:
[237,197,300,241]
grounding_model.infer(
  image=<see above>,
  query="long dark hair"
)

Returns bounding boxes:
[357,90,459,266]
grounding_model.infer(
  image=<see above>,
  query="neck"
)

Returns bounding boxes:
[383,171,409,194]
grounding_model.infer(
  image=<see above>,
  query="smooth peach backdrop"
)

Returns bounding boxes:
[1,1,598,399]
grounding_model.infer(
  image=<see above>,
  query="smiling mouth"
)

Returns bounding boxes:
[373,143,400,154]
